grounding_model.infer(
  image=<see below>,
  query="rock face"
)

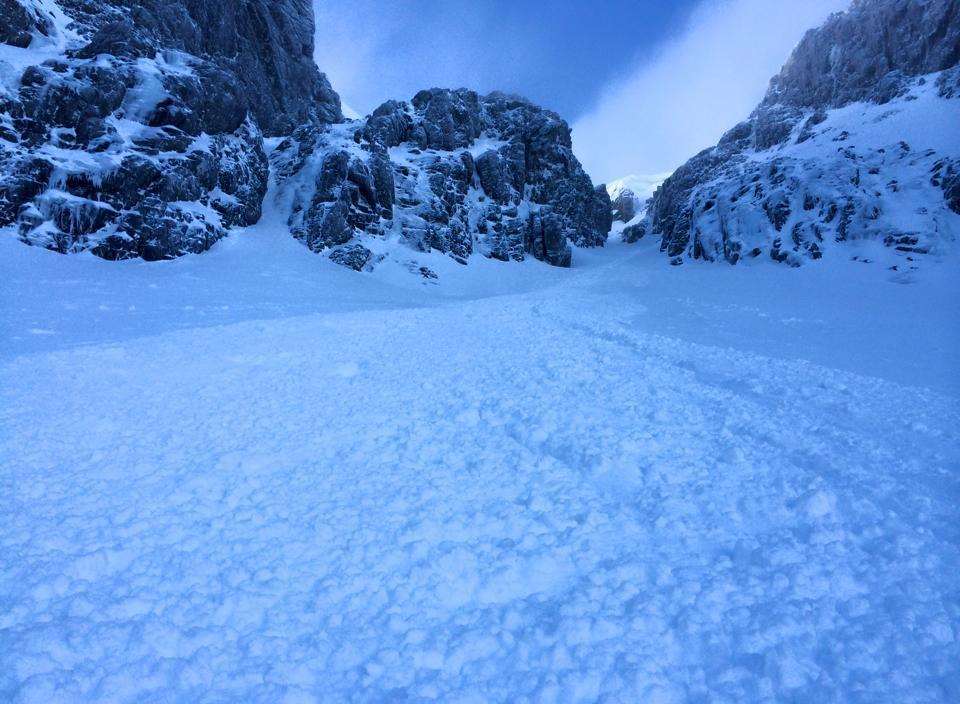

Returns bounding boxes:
[640,0,960,267]
[610,187,640,224]
[0,0,339,259]
[1,2,608,269]
[70,0,341,136]
[273,89,611,269]
[0,0,53,47]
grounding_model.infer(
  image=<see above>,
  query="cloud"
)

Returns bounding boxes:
[573,0,850,184]
[310,1,701,122]
[312,1,518,117]
[312,1,391,114]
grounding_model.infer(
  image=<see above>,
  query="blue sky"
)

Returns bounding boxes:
[313,1,700,120]
[314,0,849,181]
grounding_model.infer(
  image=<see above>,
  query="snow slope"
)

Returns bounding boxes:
[2,226,959,702]
[641,64,960,267]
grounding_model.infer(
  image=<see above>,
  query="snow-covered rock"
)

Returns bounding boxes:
[1,2,609,269]
[273,89,612,269]
[0,0,55,48]
[638,0,960,268]
[607,174,669,224]
[0,0,339,259]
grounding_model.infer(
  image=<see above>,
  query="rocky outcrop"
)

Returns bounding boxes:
[69,0,341,135]
[640,0,960,267]
[766,0,960,111]
[2,3,608,268]
[1,0,339,260]
[610,187,640,224]
[274,89,611,269]
[0,0,54,47]
[938,157,960,213]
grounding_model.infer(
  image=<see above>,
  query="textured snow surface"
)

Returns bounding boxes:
[2,228,960,702]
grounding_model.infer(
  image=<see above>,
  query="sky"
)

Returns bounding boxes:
[314,0,850,183]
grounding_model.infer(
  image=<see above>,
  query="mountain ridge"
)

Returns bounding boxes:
[631,0,960,270]
[0,0,611,269]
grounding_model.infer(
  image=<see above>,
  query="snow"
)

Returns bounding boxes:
[774,75,960,160]
[121,57,176,125]
[467,135,510,158]
[340,102,362,120]
[0,0,78,99]
[2,3,957,698]
[606,173,671,203]
[2,217,959,702]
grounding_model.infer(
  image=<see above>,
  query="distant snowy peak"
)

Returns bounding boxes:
[607,175,668,202]
[636,0,960,269]
[606,174,670,223]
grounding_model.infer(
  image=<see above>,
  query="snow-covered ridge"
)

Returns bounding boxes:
[635,0,960,269]
[606,173,670,225]
[607,174,670,203]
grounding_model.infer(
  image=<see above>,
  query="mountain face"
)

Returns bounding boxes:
[635,0,960,268]
[0,1,609,268]
[272,89,612,270]
[0,0,340,260]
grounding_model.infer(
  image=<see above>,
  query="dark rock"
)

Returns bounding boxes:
[938,65,960,98]
[525,210,572,267]
[611,188,640,223]
[622,221,647,244]
[74,16,157,58]
[368,152,395,216]
[1,0,53,47]
[476,149,517,205]
[362,100,413,148]
[7,0,331,261]
[796,109,828,144]
[288,144,400,254]
[17,118,268,259]
[7,2,608,271]
[411,89,483,150]
[280,88,608,268]
[766,0,960,110]
[0,157,53,225]
[72,0,341,135]
[753,105,802,150]
[329,243,372,271]
[935,158,960,214]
